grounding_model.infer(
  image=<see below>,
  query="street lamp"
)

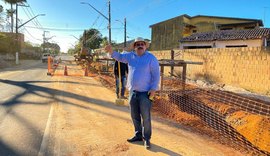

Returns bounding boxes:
[116,18,126,48]
[15,13,45,64]
[17,14,45,29]
[81,1,111,44]
[16,3,29,34]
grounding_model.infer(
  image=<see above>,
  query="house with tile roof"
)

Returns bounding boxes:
[149,14,263,50]
[179,28,270,49]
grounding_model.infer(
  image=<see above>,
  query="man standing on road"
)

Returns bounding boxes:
[114,60,128,99]
[105,37,160,149]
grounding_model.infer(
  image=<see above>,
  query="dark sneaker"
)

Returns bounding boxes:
[144,140,151,149]
[127,136,143,142]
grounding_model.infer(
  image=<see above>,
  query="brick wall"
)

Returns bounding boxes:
[152,47,270,94]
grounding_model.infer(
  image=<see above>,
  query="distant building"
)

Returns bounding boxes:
[179,28,270,49]
[149,14,263,50]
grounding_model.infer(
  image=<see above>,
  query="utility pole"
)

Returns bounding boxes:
[124,18,126,48]
[15,6,44,56]
[16,4,18,34]
[15,2,28,64]
[108,0,111,44]
[15,3,18,58]
[11,4,14,32]
[43,31,48,53]
[42,32,55,54]
[15,3,28,56]
[16,3,29,34]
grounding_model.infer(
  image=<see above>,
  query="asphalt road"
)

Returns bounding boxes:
[0,59,55,156]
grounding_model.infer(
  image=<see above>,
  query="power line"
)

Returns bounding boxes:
[24,25,107,32]
[27,3,44,28]
[91,14,101,28]
[120,0,177,39]
[21,7,39,28]
[22,27,41,41]
[23,2,43,28]
[19,2,44,31]
[90,4,107,28]
[23,7,40,27]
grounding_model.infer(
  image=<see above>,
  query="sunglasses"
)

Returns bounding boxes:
[135,43,145,47]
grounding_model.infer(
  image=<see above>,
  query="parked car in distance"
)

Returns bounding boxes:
[41,53,51,63]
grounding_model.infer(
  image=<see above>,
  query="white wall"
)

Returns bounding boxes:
[180,39,263,49]
[216,39,262,48]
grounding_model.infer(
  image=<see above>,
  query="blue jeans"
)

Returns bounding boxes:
[116,75,126,97]
[129,90,152,140]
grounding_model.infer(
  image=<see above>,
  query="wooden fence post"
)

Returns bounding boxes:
[171,50,174,77]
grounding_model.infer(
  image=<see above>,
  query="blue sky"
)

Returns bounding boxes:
[1,0,269,52]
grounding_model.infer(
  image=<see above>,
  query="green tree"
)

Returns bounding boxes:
[74,42,81,54]
[80,28,103,49]
[67,48,75,55]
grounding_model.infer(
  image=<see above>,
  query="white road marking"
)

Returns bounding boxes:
[38,103,54,156]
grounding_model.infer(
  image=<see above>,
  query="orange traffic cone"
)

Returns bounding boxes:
[64,65,68,76]
[47,56,51,75]
[84,66,88,76]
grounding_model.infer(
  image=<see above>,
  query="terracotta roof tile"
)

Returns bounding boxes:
[180,28,270,42]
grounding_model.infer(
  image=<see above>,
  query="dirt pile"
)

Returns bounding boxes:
[153,78,270,155]
[191,92,270,154]
[226,111,270,153]
[164,89,270,154]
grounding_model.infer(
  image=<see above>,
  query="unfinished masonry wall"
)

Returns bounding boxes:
[152,47,270,95]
